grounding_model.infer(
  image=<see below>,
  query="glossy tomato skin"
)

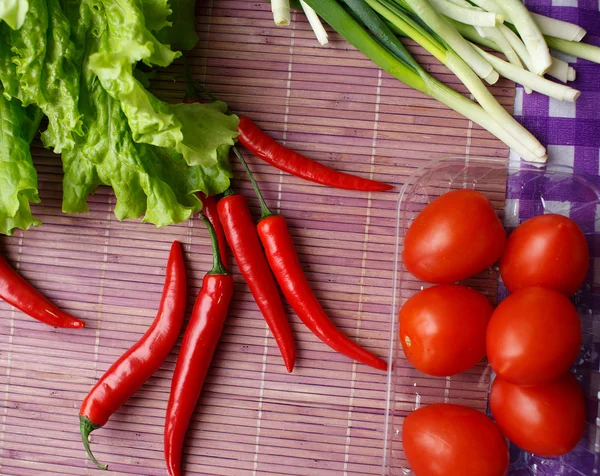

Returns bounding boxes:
[403,404,509,476]
[500,214,589,296]
[490,373,585,457]
[487,286,581,385]
[399,285,493,376]
[403,190,506,284]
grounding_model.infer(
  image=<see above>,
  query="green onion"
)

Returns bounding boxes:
[469,0,585,42]
[441,0,521,69]
[546,36,600,64]
[489,0,552,74]
[473,45,580,102]
[447,19,498,49]
[497,24,533,71]
[303,0,546,163]
[530,13,586,42]
[341,0,424,70]
[429,0,503,27]
[467,0,502,16]
[479,26,522,69]
[370,0,544,158]
[272,0,291,25]
[402,0,499,84]
[300,0,329,45]
[448,20,581,84]
[546,56,570,83]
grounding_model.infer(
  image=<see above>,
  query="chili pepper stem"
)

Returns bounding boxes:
[182,56,198,102]
[193,80,220,103]
[232,146,274,220]
[201,216,229,276]
[79,416,108,471]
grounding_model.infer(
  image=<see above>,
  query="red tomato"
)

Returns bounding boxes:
[399,285,493,376]
[500,214,589,296]
[403,403,509,476]
[490,373,585,457]
[487,286,581,385]
[403,190,506,283]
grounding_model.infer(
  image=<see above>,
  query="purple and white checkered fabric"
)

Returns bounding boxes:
[503,2,600,474]
[511,2,600,178]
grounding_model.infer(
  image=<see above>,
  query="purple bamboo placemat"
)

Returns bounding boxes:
[1,1,515,475]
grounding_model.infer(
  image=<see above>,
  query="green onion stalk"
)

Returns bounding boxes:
[372,0,548,158]
[400,0,499,84]
[312,0,546,162]
[450,20,600,73]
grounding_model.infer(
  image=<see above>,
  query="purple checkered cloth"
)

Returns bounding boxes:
[512,1,600,179]
[503,2,600,474]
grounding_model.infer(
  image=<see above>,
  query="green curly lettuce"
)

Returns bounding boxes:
[88,0,238,166]
[60,0,233,226]
[0,0,237,234]
[142,0,172,34]
[155,0,199,51]
[0,92,43,235]
[0,0,29,30]
[1,0,83,153]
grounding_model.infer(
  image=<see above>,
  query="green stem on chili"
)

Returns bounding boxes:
[232,146,274,220]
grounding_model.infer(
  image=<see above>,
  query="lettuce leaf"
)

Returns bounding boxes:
[2,0,83,153]
[0,25,21,98]
[142,0,172,34]
[62,69,233,226]
[89,0,238,166]
[0,0,29,30]
[155,0,199,51]
[0,92,43,235]
[171,101,239,167]
[0,0,236,234]
[61,0,233,227]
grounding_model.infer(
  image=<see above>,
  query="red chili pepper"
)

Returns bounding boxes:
[198,192,228,267]
[80,242,187,470]
[217,192,296,373]
[258,215,387,370]
[0,254,85,328]
[164,218,234,476]
[237,115,393,192]
[185,80,392,193]
[234,148,387,371]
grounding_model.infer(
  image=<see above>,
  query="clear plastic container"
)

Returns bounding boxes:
[382,157,600,476]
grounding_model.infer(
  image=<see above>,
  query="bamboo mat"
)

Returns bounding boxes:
[0,2,513,475]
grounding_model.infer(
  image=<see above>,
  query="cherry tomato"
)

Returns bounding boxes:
[500,214,589,296]
[487,286,581,385]
[399,285,493,376]
[403,403,509,476]
[403,190,506,284]
[490,373,585,457]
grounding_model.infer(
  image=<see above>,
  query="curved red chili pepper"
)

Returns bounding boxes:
[0,254,85,328]
[232,146,386,371]
[164,218,234,476]
[237,115,394,192]
[198,192,228,267]
[258,215,387,371]
[79,242,187,470]
[217,192,296,373]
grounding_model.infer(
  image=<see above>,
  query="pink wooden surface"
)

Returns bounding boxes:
[0,2,512,474]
